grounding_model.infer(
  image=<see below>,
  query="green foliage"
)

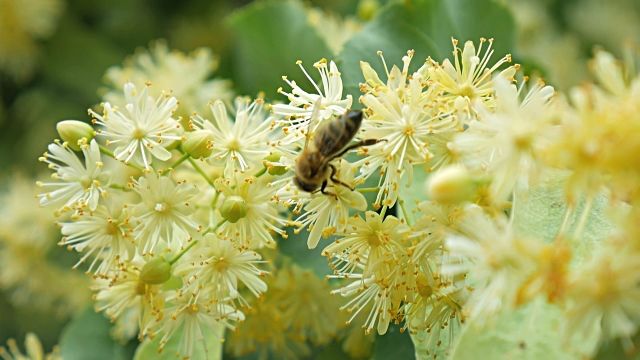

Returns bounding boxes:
[512,176,613,259]
[59,308,135,360]
[372,325,415,360]
[226,0,333,97]
[449,300,579,360]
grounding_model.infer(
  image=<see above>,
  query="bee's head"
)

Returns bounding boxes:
[293,176,320,192]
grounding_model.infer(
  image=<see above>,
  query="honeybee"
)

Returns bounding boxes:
[293,109,382,196]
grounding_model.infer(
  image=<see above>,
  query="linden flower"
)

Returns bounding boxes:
[214,175,288,249]
[334,273,404,335]
[564,245,640,353]
[429,38,517,114]
[404,270,468,355]
[103,41,233,116]
[59,199,134,274]
[191,97,274,177]
[93,258,166,339]
[443,205,541,321]
[452,76,555,203]
[323,211,408,278]
[357,51,458,207]
[91,82,182,169]
[290,160,367,249]
[271,265,344,345]
[179,234,267,305]
[158,295,243,359]
[273,58,352,141]
[132,173,201,253]
[37,139,107,212]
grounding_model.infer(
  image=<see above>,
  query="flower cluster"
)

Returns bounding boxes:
[37,37,640,359]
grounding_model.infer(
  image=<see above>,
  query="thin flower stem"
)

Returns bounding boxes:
[205,219,227,235]
[109,183,130,191]
[169,152,191,170]
[185,155,215,188]
[255,167,267,178]
[356,187,379,193]
[99,145,144,172]
[211,191,221,208]
[169,240,199,265]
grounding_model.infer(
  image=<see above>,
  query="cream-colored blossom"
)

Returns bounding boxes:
[191,97,274,177]
[289,160,367,249]
[429,38,516,115]
[357,50,458,207]
[452,76,555,203]
[91,82,182,169]
[178,234,267,306]
[214,175,288,249]
[444,205,541,321]
[273,59,352,143]
[37,139,107,212]
[132,173,201,253]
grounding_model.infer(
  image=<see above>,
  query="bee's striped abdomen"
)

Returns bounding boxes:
[315,110,363,157]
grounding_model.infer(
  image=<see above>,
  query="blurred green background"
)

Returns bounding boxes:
[1,0,639,357]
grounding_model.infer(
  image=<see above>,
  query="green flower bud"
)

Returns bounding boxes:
[220,195,248,223]
[426,165,476,204]
[162,275,183,291]
[140,258,172,285]
[56,120,95,151]
[265,152,287,176]
[183,130,214,159]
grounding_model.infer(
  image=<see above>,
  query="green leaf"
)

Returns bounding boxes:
[448,300,581,360]
[372,324,415,360]
[226,0,333,97]
[59,307,134,360]
[512,176,614,259]
[134,322,224,360]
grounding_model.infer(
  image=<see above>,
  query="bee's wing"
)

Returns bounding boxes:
[303,98,322,151]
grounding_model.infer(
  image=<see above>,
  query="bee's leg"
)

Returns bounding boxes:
[320,180,338,199]
[332,138,386,159]
[328,163,355,191]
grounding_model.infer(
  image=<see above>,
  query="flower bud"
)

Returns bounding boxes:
[426,165,475,204]
[56,120,95,151]
[183,130,214,159]
[265,152,287,176]
[220,195,248,223]
[140,258,172,285]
